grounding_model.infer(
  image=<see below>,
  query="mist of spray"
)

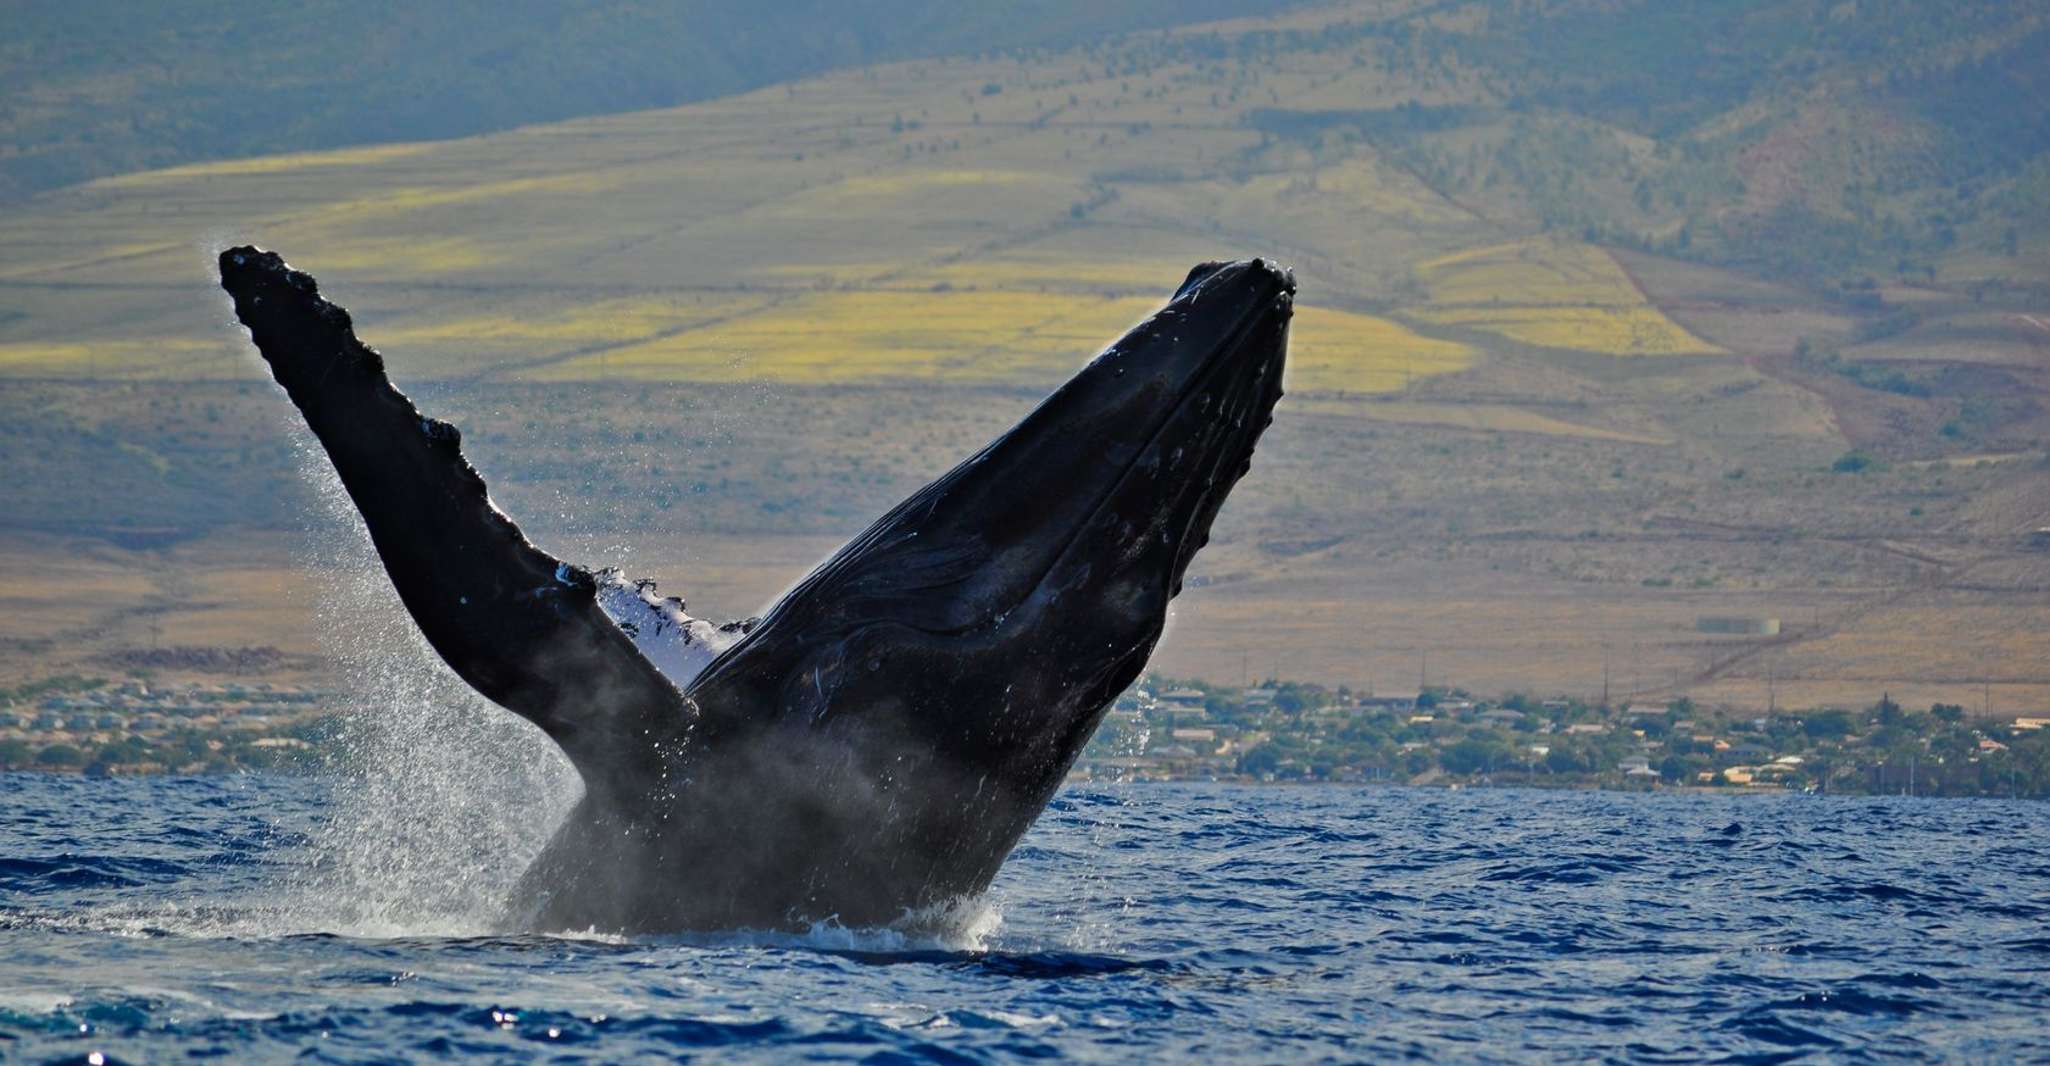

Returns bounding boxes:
[276,438,581,937]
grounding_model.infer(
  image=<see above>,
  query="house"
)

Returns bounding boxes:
[2014,717,2050,731]
[1722,766,1757,785]
[1160,688,1207,708]
[1478,708,1526,727]
[1170,727,1217,745]
[1564,722,1608,735]
[1358,692,1419,713]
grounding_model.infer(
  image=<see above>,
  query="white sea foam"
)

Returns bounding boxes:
[660,894,1005,955]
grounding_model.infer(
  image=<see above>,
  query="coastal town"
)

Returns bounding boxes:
[4,672,2045,798]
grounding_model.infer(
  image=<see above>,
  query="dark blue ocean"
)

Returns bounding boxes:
[1,775,2045,1064]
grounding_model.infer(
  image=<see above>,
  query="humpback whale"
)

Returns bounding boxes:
[219,247,1292,931]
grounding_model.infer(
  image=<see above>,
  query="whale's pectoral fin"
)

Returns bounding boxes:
[218,246,691,789]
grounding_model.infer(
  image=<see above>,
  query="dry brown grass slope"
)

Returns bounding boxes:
[3,1,2048,710]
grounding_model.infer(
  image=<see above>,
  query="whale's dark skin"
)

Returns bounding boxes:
[219,247,1292,931]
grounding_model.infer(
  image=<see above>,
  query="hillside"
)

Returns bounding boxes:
[2,0,2048,714]
[0,0,1299,201]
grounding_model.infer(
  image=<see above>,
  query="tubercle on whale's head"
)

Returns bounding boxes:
[688,258,1293,789]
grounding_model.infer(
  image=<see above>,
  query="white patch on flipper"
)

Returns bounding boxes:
[592,570,740,690]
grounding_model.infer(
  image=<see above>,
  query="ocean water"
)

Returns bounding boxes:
[0,775,2045,1064]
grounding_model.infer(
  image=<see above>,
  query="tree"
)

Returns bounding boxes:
[36,743,83,768]
[1804,709,1854,739]
[1931,703,1965,725]
[1545,744,1588,774]
[1442,737,1507,775]
[1659,754,1697,781]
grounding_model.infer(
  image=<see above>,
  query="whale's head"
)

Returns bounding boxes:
[680,259,1290,876]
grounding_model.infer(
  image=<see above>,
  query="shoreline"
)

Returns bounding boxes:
[0,765,2032,801]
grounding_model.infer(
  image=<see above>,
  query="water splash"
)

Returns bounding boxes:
[276,437,580,937]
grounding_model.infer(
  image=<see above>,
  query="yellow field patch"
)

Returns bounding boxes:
[1420,237,1638,305]
[377,294,774,349]
[528,288,1470,393]
[297,236,499,273]
[0,239,186,281]
[95,143,438,186]
[531,290,1147,383]
[1308,158,1469,224]
[1413,237,1721,355]
[286,171,637,233]
[753,169,1068,221]
[1282,307,1473,393]
[831,170,1042,197]
[1414,305,1719,356]
[888,257,1206,294]
[0,339,226,376]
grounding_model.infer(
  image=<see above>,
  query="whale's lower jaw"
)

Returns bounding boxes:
[513,739,1048,932]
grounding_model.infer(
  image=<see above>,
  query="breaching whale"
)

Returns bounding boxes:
[218,247,1292,931]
